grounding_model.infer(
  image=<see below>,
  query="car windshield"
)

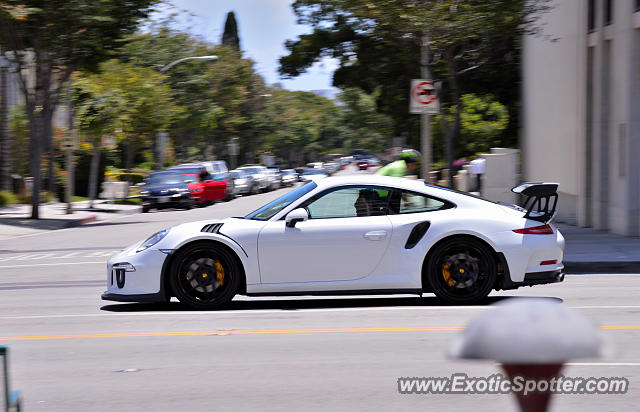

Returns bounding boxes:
[172,167,202,175]
[303,169,325,175]
[146,174,187,185]
[241,167,262,174]
[245,182,317,220]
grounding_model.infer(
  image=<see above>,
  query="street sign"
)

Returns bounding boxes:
[409,79,440,114]
[62,130,77,151]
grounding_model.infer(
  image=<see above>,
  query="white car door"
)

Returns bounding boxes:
[258,186,393,283]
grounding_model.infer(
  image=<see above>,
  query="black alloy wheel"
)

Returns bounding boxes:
[169,243,240,309]
[425,237,497,304]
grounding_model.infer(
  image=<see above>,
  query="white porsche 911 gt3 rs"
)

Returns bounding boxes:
[102,175,564,309]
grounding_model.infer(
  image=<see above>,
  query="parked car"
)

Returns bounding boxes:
[230,169,257,196]
[140,171,194,213]
[179,173,226,206]
[265,169,283,190]
[196,160,236,201]
[299,168,328,183]
[280,169,297,187]
[168,164,228,203]
[356,159,370,170]
[307,162,324,169]
[323,161,340,175]
[238,165,269,192]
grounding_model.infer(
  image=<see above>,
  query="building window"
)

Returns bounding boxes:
[604,0,613,25]
[636,0,640,12]
[588,0,596,31]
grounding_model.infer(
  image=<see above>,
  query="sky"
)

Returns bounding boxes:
[159,0,338,92]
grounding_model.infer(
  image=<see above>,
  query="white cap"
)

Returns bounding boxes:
[448,298,605,364]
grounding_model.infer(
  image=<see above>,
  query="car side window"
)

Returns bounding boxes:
[303,186,390,218]
[388,190,452,214]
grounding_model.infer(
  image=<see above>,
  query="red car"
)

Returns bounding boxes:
[181,173,227,205]
[356,160,370,170]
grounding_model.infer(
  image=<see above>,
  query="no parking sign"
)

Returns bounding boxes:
[409,79,440,114]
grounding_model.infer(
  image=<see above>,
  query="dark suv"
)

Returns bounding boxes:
[140,171,193,213]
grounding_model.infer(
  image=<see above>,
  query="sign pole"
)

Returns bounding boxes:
[420,34,432,181]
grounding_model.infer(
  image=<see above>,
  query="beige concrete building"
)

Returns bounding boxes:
[523,0,640,236]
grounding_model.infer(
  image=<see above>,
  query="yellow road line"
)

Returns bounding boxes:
[0,326,464,341]
[0,325,637,342]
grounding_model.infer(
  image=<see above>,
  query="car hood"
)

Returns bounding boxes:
[161,217,268,251]
[142,183,189,192]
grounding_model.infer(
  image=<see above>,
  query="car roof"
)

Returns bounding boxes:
[312,175,492,207]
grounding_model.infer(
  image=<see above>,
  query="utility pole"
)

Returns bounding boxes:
[420,33,432,181]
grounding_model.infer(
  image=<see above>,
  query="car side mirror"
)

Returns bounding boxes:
[285,208,308,228]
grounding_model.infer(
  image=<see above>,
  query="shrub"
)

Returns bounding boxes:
[0,191,19,207]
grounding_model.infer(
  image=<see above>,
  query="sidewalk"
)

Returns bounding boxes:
[557,223,640,273]
[0,200,140,240]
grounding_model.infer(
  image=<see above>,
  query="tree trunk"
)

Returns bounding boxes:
[88,136,100,208]
[0,62,10,191]
[45,109,55,197]
[446,53,461,189]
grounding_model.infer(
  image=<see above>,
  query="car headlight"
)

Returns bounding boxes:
[137,228,170,253]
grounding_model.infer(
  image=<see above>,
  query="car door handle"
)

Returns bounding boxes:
[364,230,387,241]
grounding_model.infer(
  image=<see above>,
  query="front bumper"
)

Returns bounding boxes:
[102,244,170,303]
[142,193,191,208]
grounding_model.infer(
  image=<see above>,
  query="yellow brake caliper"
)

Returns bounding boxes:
[442,263,454,287]
[215,261,225,286]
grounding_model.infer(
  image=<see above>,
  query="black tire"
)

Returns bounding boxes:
[169,242,240,310]
[142,206,150,213]
[425,237,497,304]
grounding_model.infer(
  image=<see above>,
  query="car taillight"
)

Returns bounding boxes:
[513,224,554,235]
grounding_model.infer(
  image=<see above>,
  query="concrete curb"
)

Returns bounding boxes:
[63,214,98,228]
[564,261,640,274]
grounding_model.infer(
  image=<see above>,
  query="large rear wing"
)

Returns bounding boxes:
[511,182,559,223]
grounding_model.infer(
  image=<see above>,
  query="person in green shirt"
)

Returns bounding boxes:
[376,152,419,177]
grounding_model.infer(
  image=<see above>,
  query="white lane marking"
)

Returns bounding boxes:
[0,254,29,262]
[13,253,58,261]
[0,261,105,269]
[566,363,640,366]
[53,252,81,259]
[0,250,118,263]
[2,304,640,320]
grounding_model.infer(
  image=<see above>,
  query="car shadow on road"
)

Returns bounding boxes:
[100,295,563,312]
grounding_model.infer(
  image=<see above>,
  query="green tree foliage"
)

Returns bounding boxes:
[119,24,263,162]
[279,0,549,163]
[256,88,342,166]
[74,60,183,169]
[0,0,157,218]
[221,11,240,51]
[338,88,393,153]
[433,94,508,157]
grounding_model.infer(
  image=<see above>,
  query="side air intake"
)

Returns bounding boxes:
[201,223,223,233]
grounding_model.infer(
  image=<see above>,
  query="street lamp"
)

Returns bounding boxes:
[159,55,218,72]
[154,55,218,169]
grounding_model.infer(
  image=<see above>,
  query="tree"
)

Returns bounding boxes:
[74,59,183,201]
[279,0,549,182]
[0,0,157,218]
[221,11,240,51]
[119,23,267,163]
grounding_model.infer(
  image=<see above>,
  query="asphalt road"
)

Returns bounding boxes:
[1,170,639,411]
